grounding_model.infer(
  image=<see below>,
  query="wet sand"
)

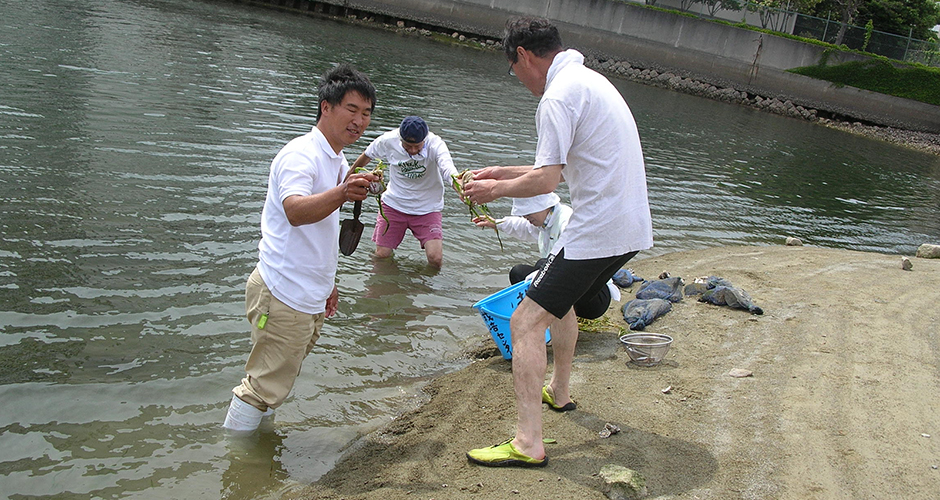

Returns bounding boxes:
[288,245,940,500]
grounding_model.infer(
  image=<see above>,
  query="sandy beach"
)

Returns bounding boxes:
[288,245,940,500]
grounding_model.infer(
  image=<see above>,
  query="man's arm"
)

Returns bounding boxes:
[283,172,376,226]
[472,165,536,181]
[464,164,563,205]
[436,147,459,184]
[348,153,372,177]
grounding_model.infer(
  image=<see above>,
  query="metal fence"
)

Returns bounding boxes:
[791,13,940,66]
[648,0,940,66]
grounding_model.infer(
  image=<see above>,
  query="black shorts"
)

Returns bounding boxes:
[510,258,611,320]
[526,248,638,319]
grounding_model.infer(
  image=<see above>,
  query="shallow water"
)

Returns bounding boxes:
[1,0,938,498]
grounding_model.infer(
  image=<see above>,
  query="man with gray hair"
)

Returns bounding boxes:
[463,17,653,467]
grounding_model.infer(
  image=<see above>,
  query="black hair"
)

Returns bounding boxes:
[502,17,563,63]
[316,63,376,121]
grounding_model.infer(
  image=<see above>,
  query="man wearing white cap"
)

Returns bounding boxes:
[351,116,458,269]
[473,192,620,319]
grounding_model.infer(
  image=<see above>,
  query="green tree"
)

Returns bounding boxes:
[703,0,743,16]
[832,0,863,45]
[862,19,874,49]
[857,0,940,38]
[810,0,940,40]
[749,0,822,30]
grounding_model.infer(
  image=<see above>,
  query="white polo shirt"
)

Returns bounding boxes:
[364,129,458,215]
[257,127,347,315]
[534,49,654,260]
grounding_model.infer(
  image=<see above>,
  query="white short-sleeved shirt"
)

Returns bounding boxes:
[256,127,347,315]
[364,129,458,215]
[534,50,653,260]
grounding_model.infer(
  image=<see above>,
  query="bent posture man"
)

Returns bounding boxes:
[351,116,458,268]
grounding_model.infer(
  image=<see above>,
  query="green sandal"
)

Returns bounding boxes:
[542,386,577,412]
[466,439,548,468]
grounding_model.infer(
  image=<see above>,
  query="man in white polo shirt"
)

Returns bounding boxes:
[222,64,382,433]
[463,17,653,467]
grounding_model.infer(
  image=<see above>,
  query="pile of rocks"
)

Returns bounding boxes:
[589,55,821,122]
[819,121,940,155]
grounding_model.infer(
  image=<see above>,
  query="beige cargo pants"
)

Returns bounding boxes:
[232,267,324,411]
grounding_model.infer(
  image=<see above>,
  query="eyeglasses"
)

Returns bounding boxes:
[508,62,516,77]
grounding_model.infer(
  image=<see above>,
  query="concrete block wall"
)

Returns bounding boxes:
[246,0,940,132]
[343,0,864,72]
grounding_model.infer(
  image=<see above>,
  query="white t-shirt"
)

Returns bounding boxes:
[534,49,654,260]
[499,203,573,258]
[364,129,458,215]
[256,127,347,315]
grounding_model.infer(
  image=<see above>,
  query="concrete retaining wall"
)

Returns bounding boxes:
[237,0,940,133]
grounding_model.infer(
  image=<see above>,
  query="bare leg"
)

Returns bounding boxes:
[423,239,443,269]
[508,297,556,460]
[374,245,393,259]
[546,308,578,407]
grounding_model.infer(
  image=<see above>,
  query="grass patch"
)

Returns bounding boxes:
[578,316,627,334]
[633,1,940,105]
[789,59,940,106]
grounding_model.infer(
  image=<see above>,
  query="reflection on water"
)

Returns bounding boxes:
[630,87,940,254]
[1,0,938,498]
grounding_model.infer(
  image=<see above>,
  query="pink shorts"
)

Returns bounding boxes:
[372,203,443,249]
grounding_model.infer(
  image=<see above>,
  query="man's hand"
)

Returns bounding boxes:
[325,285,339,318]
[343,172,380,202]
[471,215,497,229]
[462,176,498,205]
[471,166,506,181]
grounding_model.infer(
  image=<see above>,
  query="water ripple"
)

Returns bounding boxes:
[1,0,939,498]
